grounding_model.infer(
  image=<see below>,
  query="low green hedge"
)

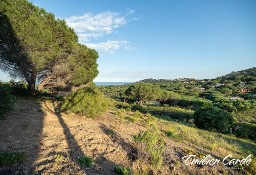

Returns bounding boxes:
[233,122,256,142]
[0,84,15,119]
[131,105,194,122]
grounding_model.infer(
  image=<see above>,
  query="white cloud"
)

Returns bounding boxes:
[66,12,126,38]
[78,33,103,42]
[86,41,128,53]
[65,10,136,53]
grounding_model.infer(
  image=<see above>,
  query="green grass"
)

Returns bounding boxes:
[0,152,26,166]
[159,119,256,174]
[161,119,256,155]
[114,165,129,175]
[134,126,165,170]
[76,156,93,167]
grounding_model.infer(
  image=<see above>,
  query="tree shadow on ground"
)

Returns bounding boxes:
[99,124,138,162]
[0,98,44,175]
[41,99,122,174]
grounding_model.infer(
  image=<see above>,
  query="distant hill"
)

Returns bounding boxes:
[216,67,256,84]
[139,67,256,84]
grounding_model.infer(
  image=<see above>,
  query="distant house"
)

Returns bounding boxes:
[230,97,244,100]
[200,88,205,91]
[238,82,246,87]
[215,83,224,87]
[240,88,249,94]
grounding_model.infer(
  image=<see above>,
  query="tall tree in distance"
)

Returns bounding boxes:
[0,0,98,94]
[125,83,163,104]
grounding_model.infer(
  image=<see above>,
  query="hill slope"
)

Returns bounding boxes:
[0,98,255,174]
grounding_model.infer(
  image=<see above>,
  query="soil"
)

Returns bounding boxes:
[0,98,135,175]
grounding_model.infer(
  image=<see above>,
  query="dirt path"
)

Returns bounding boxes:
[0,98,134,175]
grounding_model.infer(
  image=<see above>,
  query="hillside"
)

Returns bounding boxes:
[0,98,256,174]
[139,67,256,83]
[218,67,256,83]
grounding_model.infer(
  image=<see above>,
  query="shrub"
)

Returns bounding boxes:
[114,165,129,175]
[116,108,127,119]
[61,87,112,118]
[132,105,194,122]
[0,152,26,166]
[76,156,93,167]
[165,128,183,141]
[115,101,131,111]
[134,126,165,169]
[173,96,212,110]
[194,106,234,133]
[213,99,256,112]
[141,113,157,127]
[0,84,15,119]
[233,122,256,142]
[133,110,144,118]
[131,104,148,113]
[9,81,29,96]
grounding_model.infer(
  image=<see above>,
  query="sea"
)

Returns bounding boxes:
[95,82,133,86]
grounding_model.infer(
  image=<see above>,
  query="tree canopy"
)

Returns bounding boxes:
[194,106,234,133]
[125,83,163,104]
[0,0,98,93]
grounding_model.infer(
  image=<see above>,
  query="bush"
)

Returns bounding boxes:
[9,81,29,96]
[76,156,93,167]
[173,96,212,110]
[213,99,256,112]
[194,106,234,133]
[134,126,165,169]
[0,152,26,166]
[233,122,256,142]
[114,165,129,175]
[61,87,112,118]
[132,105,194,122]
[115,101,131,111]
[131,104,148,113]
[0,84,15,119]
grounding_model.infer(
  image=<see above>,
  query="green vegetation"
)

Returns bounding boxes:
[0,84,15,119]
[100,67,256,143]
[194,106,234,133]
[61,86,112,118]
[125,82,162,104]
[132,105,194,122]
[134,126,165,169]
[233,122,256,142]
[76,156,93,167]
[114,165,129,175]
[0,152,26,166]
[214,98,256,112]
[233,110,256,124]
[0,0,98,93]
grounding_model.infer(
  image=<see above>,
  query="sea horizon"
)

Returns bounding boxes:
[95,82,133,86]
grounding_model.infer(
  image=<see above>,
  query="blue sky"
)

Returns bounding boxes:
[1,0,256,82]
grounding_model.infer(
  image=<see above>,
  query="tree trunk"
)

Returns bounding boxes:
[28,75,36,95]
